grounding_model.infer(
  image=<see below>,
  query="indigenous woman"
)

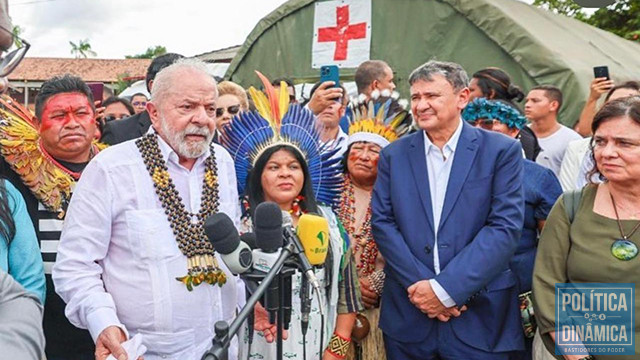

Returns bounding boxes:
[533,96,640,360]
[463,98,562,360]
[220,74,363,360]
[338,97,410,360]
[468,67,540,161]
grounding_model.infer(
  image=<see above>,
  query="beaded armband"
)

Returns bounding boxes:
[327,332,351,359]
[368,269,385,296]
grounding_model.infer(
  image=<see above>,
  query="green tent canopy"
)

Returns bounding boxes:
[226,0,640,126]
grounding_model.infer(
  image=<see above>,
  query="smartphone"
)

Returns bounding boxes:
[87,82,104,105]
[593,66,610,80]
[320,65,340,88]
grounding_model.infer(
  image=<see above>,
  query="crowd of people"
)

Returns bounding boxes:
[1,6,640,360]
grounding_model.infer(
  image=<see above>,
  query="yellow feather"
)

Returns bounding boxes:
[248,87,273,123]
[278,81,290,120]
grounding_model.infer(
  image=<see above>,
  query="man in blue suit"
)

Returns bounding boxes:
[372,60,525,359]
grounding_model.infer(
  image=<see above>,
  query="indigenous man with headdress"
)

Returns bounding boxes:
[0,74,105,360]
[220,72,363,359]
[338,95,410,360]
[52,59,243,360]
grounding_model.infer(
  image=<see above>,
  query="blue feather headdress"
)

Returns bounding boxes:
[462,98,527,129]
[219,72,343,206]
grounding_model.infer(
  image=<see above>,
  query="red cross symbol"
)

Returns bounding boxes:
[317,5,367,61]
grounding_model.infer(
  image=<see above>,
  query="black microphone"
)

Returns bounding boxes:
[282,271,293,330]
[254,202,284,324]
[300,275,311,336]
[240,232,257,250]
[204,213,253,274]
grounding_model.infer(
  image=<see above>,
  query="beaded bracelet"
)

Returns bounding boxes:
[368,269,385,296]
[327,332,351,359]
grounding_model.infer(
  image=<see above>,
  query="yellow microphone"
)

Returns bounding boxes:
[296,213,330,266]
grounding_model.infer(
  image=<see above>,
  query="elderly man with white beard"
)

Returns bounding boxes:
[53,59,244,360]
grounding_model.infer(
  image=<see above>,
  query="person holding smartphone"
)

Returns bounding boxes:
[574,66,615,136]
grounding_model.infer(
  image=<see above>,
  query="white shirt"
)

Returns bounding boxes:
[423,120,463,308]
[535,125,582,176]
[323,128,349,159]
[558,137,590,191]
[52,134,242,360]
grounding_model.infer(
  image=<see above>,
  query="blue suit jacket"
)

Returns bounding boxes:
[371,122,525,352]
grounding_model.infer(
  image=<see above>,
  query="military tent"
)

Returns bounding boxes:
[226,0,640,126]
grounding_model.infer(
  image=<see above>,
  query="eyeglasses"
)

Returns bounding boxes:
[104,114,129,122]
[216,105,241,117]
[468,119,497,130]
[0,24,30,78]
[132,101,147,107]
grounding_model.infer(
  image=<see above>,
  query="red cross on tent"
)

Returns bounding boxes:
[318,5,367,61]
[312,0,371,68]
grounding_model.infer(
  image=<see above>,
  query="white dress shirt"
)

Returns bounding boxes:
[53,133,242,360]
[423,120,463,308]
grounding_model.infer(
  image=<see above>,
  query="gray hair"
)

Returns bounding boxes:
[408,60,469,92]
[151,58,217,103]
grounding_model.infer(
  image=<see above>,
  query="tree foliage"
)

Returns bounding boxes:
[114,72,133,95]
[125,45,167,59]
[69,39,97,58]
[533,0,640,42]
[11,25,23,48]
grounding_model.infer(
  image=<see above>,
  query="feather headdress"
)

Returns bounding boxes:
[346,91,411,148]
[0,95,106,217]
[220,72,343,206]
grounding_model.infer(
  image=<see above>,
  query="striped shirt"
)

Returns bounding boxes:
[37,202,64,275]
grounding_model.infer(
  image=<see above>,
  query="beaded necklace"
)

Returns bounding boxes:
[337,175,377,276]
[136,133,226,291]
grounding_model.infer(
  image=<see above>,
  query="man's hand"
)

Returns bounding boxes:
[95,326,127,360]
[253,303,288,343]
[588,77,614,102]
[407,280,446,317]
[307,81,343,115]
[359,277,379,309]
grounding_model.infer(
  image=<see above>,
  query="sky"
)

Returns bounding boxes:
[9,0,289,59]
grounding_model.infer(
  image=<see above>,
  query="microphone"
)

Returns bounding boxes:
[300,274,311,335]
[240,232,257,250]
[252,202,283,273]
[281,212,323,292]
[282,212,330,334]
[204,213,253,274]
[296,213,330,266]
[253,202,284,324]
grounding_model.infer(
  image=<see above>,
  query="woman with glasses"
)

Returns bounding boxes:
[463,98,562,360]
[130,93,148,114]
[533,96,640,360]
[102,96,134,122]
[216,81,249,136]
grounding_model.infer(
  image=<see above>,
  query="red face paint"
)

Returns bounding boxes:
[39,93,97,162]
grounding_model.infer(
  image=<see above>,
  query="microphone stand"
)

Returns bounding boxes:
[201,242,296,360]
